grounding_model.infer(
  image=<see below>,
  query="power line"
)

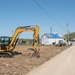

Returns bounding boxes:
[33,0,67,32]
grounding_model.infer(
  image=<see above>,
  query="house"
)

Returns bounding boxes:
[41,33,65,45]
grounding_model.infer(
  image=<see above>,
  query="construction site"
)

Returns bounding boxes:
[0,25,71,75]
[0,0,75,75]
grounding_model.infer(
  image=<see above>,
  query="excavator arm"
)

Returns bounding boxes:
[6,25,40,57]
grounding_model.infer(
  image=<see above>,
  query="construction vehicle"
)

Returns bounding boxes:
[0,25,40,57]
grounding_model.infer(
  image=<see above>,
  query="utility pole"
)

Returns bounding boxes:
[50,27,52,34]
[67,21,69,45]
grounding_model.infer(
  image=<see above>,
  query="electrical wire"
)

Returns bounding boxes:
[33,0,67,32]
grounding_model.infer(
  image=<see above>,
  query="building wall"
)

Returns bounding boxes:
[41,35,64,45]
[55,38,64,44]
[41,36,48,45]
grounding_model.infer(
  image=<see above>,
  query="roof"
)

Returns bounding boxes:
[50,34,60,38]
[41,33,64,38]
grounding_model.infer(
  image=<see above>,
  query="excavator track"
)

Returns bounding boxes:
[0,51,22,58]
[0,52,13,58]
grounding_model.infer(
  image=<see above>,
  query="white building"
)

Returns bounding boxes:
[41,33,65,45]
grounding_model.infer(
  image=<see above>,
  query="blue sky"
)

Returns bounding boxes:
[0,0,75,38]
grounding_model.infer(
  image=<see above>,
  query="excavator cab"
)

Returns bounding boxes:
[0,36,11,50]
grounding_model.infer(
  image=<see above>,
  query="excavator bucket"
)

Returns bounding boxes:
[28,48,40,58]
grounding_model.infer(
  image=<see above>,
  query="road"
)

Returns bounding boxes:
[26,42,75,75]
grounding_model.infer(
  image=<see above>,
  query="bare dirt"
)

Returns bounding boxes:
[0,45,69,75]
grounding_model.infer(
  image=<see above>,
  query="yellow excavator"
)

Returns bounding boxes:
[0,25,40,57]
